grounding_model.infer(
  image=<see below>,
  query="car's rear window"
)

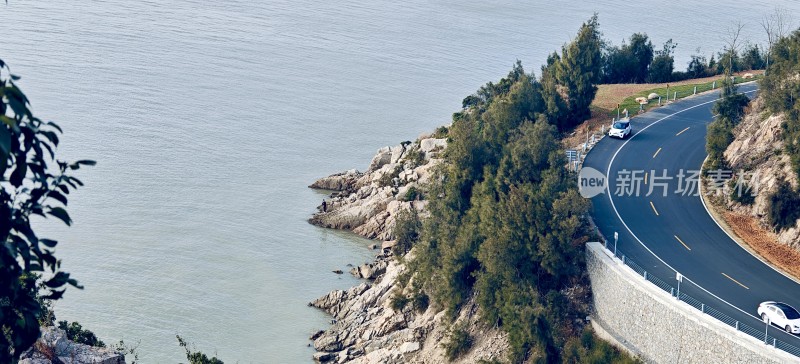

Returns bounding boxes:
[776,303,800,319]
[613,122,628,129]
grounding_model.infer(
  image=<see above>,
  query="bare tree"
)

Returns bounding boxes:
[721,20,746,75]
[761,7,793,73]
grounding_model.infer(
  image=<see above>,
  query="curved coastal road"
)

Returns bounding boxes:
[585,83,800,349]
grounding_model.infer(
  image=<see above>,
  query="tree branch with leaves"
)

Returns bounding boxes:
[0,58,94,362]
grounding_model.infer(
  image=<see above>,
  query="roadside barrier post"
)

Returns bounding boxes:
[676,272,682,300]
[673,91,677,100]
[658,96,661,106]
[765,318,770,344]
[693,86,697,95]
[712,80,716,89]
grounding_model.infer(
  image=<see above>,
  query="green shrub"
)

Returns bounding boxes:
[177,335,224,364]
[110,340,141,364]
[761,29,800,180]
[442,324,473,361]
[412,292,430,313]
[433,126,449,138]
[377,165,404,188]
[404,147,427,168]
[404,186,420,201]
[561,327,641,364]
[729,179,755,205]
[768,180,800,231]
[393,209,421,256]
[58,321,105,347]
[390,292,410,311]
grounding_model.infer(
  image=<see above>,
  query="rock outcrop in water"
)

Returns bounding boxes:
[308,134,510,363]
[308,253,508,364]
[20,327,125,364]
[308,136,444,241]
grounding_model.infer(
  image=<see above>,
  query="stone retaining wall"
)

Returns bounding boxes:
[586,242,799,363]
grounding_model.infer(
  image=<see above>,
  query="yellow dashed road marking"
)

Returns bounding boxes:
[676,127,690,136]
[674,235,691,251]
[721,272,750,290]
[653,147,662,158]
[650,201,659,216]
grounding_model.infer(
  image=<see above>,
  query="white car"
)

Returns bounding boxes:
[608,120,631,139]
[758,301,800,334]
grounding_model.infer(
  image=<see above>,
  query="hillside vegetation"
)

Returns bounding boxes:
[399,17,636,363]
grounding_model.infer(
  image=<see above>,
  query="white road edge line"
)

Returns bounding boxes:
[699,155,800,286]
[604,88,772,324]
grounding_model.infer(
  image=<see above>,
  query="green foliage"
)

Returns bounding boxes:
[390,290,429,313]
[377,165,403,188]
[403,186,420,201]
[647,39,676,83]
[561,327,640,364]
[412,292,429,313]
[405,148,427,169]
[544,15,603,131]
[729,179,755,205]
[761,29,800,180]
[602,33,654,84]
[393,208,421,256]
[0,58,94,362]
[706,119,733,169]
[462,60,530,111]
[477,360,504,364]
[740,43,765,71]
[390,291,410,311]
[687,53,712,78]
[57,321,105,348]
[706,73,750,169]
[411,25,595,362]
[713,76,750,122]
[404,15,638,363]
[177,335,224,364]
[768,179,800,231]
[442,324,473,361]
[110,339,141,364]
[433,126,449,139]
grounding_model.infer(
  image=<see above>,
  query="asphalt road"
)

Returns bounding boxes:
[583,82,800,352]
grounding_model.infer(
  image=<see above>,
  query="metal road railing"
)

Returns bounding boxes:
[601,241,800,358]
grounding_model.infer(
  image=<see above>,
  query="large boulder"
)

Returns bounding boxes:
[310,169,363,191]
[418,138,446,153]
[350,259,389,280]
[20,327,125,364]
[367,147,393,173]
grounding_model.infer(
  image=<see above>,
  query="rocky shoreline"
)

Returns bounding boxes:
[307,134,509,363]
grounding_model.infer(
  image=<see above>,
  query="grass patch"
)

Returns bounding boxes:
[611,73,763,118]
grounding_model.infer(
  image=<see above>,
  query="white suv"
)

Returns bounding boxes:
[608,120,631,139]
[758,301,800,334]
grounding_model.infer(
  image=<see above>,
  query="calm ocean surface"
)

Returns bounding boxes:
[3,0,797,362]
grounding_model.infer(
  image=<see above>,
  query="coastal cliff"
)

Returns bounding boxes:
[307,134,510,363]
[718,96,800,246]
